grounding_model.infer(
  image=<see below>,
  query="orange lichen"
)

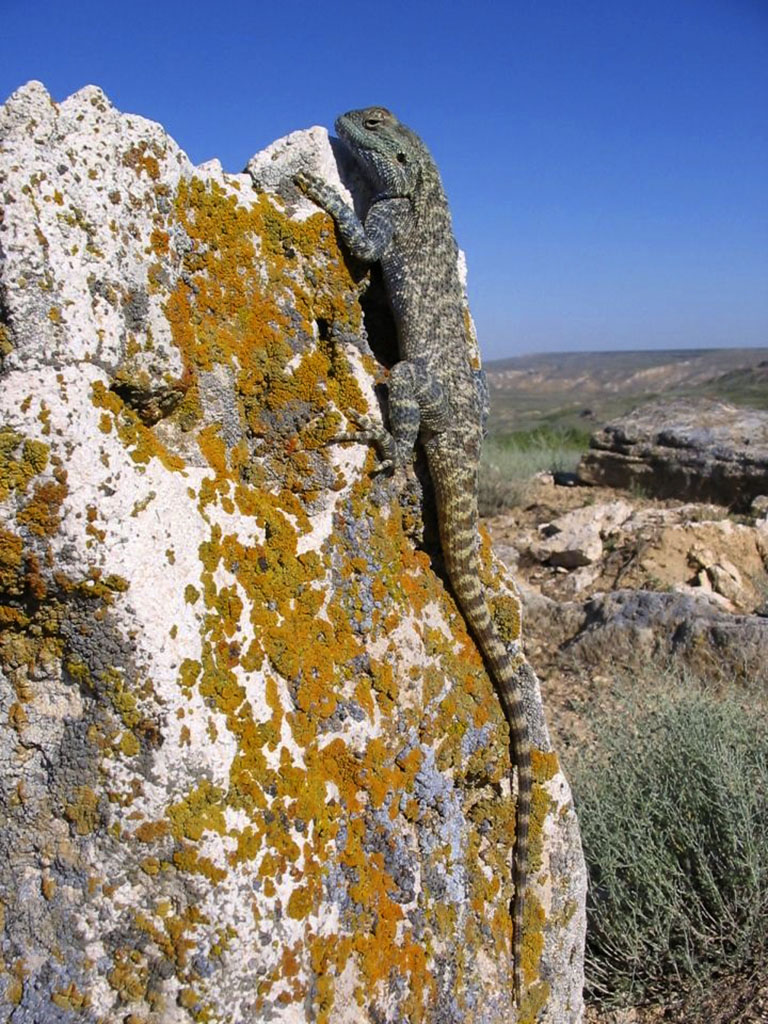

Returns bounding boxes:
[17,476,68,537]
[132,820,170,843]
[122,142,161,180]
[531,748,559,784]
[51,983,91,1011]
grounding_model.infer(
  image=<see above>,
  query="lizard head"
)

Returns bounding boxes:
[334,107,430,198]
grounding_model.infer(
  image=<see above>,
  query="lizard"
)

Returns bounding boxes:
[295,106,532,1006]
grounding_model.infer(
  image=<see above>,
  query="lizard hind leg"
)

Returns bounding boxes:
[331,358,445,473]
[386,357,448,458]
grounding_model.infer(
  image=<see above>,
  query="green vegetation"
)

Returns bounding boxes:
[697,365,768,410]
[478,425,590,515]
[569,670,768,1017]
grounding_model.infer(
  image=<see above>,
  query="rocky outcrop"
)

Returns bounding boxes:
[578,399,768,509]
[513,499,768,611]
[517,581,768,697]
[487,479,768,717]
[562,589,768,682]
[0,82,585,1023]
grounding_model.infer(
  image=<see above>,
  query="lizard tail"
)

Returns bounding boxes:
[431,463,532,1006]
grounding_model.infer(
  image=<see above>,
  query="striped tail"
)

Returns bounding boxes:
[432,461,532,1005]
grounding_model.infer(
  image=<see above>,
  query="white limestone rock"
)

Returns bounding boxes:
[0,81,585,1024]
[534,500,633,569]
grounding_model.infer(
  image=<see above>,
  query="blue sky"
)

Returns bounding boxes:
[2,0,767,359]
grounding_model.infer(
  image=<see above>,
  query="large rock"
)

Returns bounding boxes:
[535,588,768,684]
[522,499,768,611]
[0,82,585,1023]
[578,399,768,509]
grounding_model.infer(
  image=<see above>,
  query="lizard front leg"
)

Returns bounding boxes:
[294,171,406,263]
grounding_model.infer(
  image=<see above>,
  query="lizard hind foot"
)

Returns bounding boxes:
[332,411,397,473]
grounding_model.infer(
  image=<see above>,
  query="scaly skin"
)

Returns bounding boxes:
[296,106,532,1005]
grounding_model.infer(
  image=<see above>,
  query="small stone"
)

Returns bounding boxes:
[534,500,631,569]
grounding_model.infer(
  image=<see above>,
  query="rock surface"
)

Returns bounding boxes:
[0,82,585,1023]
[562,589,768,681]
[578,399,768,509]
[533,501,633,569]
[512,497,768,611]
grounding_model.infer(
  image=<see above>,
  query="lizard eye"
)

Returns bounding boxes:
[363,115,383,129]
[396,152,407,164]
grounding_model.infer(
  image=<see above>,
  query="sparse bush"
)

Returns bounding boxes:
[478,425,589,516]
[478,461,532,516]
[570,673,768,1013]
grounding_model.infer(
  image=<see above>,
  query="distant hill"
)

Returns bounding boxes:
[485,348,768,434]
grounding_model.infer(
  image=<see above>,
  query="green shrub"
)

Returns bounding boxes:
[570,674,768,1011]
[477,461,532,516]
[478,425,589,516]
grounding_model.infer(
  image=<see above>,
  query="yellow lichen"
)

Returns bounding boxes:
[90,380,185,471]
[167,780,227,842]
[0,429,50,501]
[64,786,100,835]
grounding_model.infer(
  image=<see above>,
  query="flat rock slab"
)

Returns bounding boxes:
[579,399,768,509]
